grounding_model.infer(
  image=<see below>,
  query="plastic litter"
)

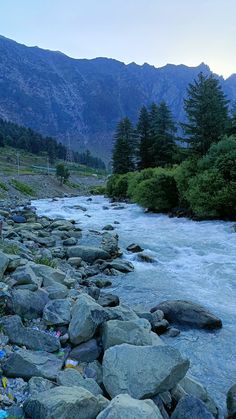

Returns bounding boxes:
[2,377,8,389]
[0,410,8,419]
[65,359,78,368]
[0,350,6,360]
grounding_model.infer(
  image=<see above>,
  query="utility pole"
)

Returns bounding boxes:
[16,152,20,176]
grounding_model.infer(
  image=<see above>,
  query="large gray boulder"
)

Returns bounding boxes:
[11,264,42,287]
[227,384,236,419]
[24,386,100,419]
[57,369,102,396]
[28,376,56,396]
[70,339,101,362]
[97,394,163,419]
[67,246,110,263]
[43,299,71,325]
[171,395,214,419]
[2,348,63,380]
[0,251,9,280]
[103,343,189,399]
[100,260,134,273]
[8,288,49,319]
[30,263,67,286]
[1,315,60,352]
[102,318,152,350]
[179,376,218,417]
[107,304,139,321]
[69,294,108,345]
[151,300,222,330]
[101,232,119,257]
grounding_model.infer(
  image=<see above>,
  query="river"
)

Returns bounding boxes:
[33,195,236,415]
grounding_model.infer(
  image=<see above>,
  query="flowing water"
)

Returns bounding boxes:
[33,195,236,415]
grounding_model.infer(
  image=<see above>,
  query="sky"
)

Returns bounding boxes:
[0,0,235,78]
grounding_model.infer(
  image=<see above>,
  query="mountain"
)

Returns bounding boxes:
[0,35,236,160]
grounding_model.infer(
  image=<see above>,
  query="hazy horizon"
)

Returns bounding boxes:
[0,0,235,78]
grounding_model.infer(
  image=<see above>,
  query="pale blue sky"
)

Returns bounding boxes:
[0,0,235,78]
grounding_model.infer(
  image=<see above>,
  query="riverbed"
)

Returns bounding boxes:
[33,195,236,414]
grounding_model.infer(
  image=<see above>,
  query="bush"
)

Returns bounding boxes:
[34,257,57,268]
[175,158,199,205]
[135,172,179,212]
[106,173,131,199]
[186,169,236,219]
[89,185,106,195]
[127,168,155,201]
[0,181,8,191]
[10,179,35,196]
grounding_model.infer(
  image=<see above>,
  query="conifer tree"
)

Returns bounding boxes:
[137,106,154,169]
[182,73,229,155]
[112,118,135,174]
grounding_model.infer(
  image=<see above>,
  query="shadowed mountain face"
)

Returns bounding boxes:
[0,35,235,160]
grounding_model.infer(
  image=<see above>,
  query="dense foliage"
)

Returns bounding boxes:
[56,163,70,185]
[108,73,236,220]
[0,118,106,170]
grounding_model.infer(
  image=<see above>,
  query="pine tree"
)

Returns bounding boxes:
[112,118,135,174]
[149,102,177,167]
[182,72,229,155]
[137,106,154,169]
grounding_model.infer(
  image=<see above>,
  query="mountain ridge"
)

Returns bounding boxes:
[0,35,235,160]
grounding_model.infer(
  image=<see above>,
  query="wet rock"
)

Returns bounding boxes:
[103,343,189,399]
[126,243,144,253]
[97,394,163,419]
[179,376,218,417]
[137,253,156,263]
[67,246,110,263]
[70,339,102,362]
[152,319,169,335]
[2,348,63,380]
[171,395,214,419]
[227,384,236,419]
[24,386,100,419]
[100,260,134,273]
[57,369,102,396]
[1,315,60,352]
[167,327,181,337]
[102,225,114,231]
[98,293,119,307]
[8,289,49,319]
[28,376,56,395]
[151,300,222,330]
[101,232,119,257]
[43,299,71,326]
[69,293,109,345]
[102,318,152,350]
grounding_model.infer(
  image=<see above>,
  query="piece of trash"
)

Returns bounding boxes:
[0,350,6,360]
[65,359,78,368]
[2,377,8,389]
[0,410,8,419]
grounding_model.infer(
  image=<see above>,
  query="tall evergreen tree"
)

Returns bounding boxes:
[149,102,177,167]
[137,106,154,169]
[182,73,229,155]
[112,118,135,174]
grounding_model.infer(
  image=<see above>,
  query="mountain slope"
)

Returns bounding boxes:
[0,35,236,160]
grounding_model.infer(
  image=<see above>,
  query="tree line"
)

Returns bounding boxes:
[112,73,235,174]
[109,73,236,220]
[0,118,106,170]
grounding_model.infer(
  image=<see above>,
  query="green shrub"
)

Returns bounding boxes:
[175,157,199,205]
[11,179,35,196]
[34,257,57,268]
[0,243,20,255]
[127,168,154,200]
[135,172,179,212]
[106,173,131,199]
[0,181,8,191]
[89,185,106,195]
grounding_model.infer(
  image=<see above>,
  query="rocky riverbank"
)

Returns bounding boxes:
[0,200,235,419]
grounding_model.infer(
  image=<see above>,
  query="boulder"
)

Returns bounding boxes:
[2,348,63,380]
[98,293,120,307]
[97,394,163,419]
[171,395,214,419]
[69,293,109,345]
[103,343,189,399]
[102,225,114,231]
[45,283,68,299]
[70,339,101,362]
[31,264,67,286]
[24,386,100,419]
[101,232,119,257]
[102,318,152,350]
[126,243,144,253]
[5,254,22,271]
[107,304,139,321]
[11,264,42,287]
[28,376,56,395]
[11,215,26,223]
[179,376,219,417]
[67,245,110,263]
[43,299,71,325]
[151,300,222,330]
[67,257,82,267]
[100,260,134,273]
[0,251,9,280]
[8,289,49,319]
[1,315,60,352]
[57,369,102,396]
[227,384,236,419]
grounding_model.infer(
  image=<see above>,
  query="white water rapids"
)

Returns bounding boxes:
[33,195,236,415]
